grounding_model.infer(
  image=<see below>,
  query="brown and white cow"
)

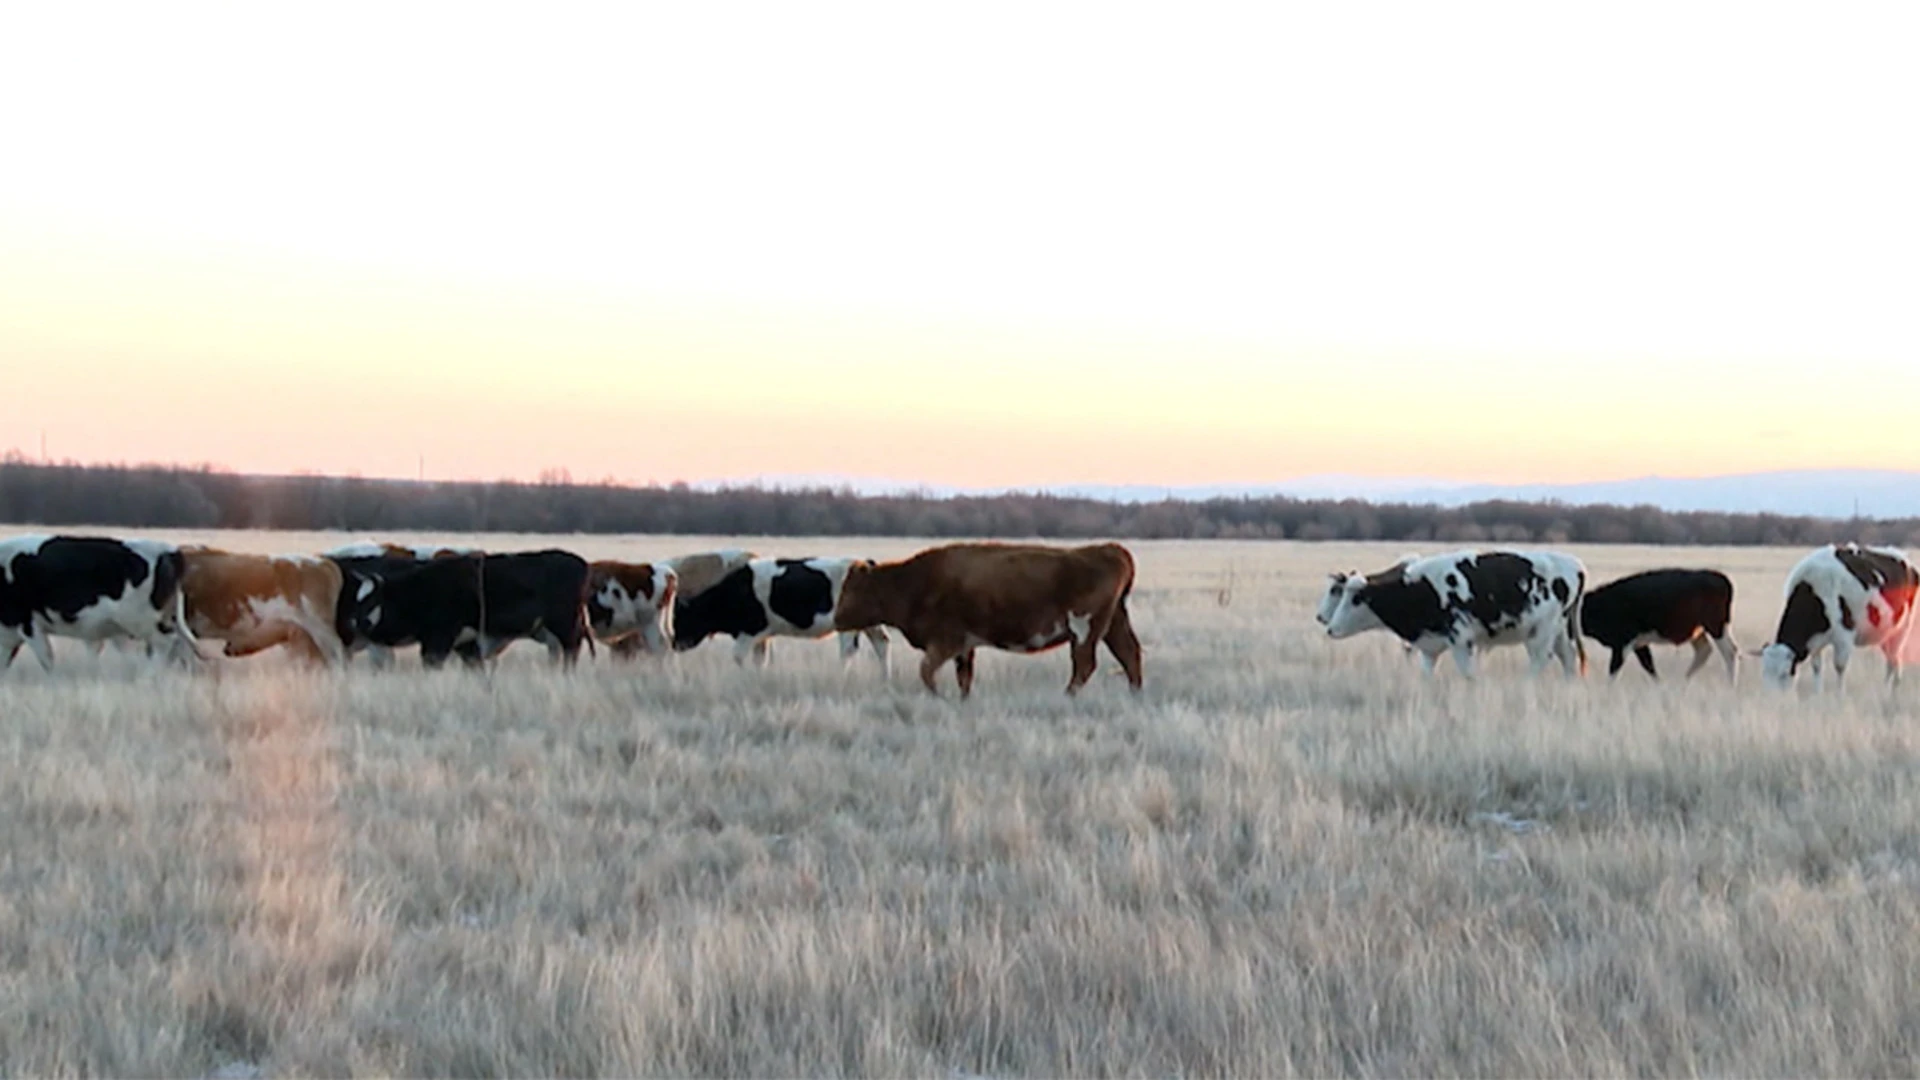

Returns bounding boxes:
[588,560,678,657]
[173,548,348,664]
[833,541,1144,698]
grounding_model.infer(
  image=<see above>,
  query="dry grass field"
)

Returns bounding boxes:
[6,530,1920,1076]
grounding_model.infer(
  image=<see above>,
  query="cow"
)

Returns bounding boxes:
[587,560,678,657]
[173,548,347,665]
[664,549,755,600]
[832,542,1143,698]
[1757,543,1919,691]
[335,549,591,668]
[1317,549,1587,678]
[322,542,482,665]
[0,534,190,670]
[1579,568,1737,680]
[325,541,476,561]
[671,557,890,672]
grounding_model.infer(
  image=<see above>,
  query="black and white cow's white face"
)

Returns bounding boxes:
[338,569,386,639]
[1316,572,1385,638]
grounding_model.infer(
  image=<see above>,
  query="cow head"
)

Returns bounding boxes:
[337,567,387,640]
[1316,571,1385,638]
[585,574,624,635]
[832,559,888,630]
[1757,642,1800,690]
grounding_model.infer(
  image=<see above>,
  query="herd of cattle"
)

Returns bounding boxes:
[0,535,1142,697]
[0,531,1914,695]
[1317,542,1919,690]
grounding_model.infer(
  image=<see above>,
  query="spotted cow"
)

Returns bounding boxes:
[671,557,889,672]
[587,560,678,657]
[1317,549,1587,678]
[0,534,189,670]
[1758,543,1918,691]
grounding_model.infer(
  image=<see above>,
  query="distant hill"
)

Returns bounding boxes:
[731,470,1920,520]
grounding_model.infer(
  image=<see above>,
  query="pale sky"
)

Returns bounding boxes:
[2,3,1915,489]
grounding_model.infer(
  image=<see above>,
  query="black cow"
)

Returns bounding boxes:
[334,549,591,668]
[671,556,889,671]
[1,534,189,670]
[1580,568,1737,680]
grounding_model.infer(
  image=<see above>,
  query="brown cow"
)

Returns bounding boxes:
[588,560,679,657]
[174,548,348,664]
[833,541,1144,698]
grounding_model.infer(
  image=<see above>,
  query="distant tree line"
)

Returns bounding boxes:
[2,458,1916,547]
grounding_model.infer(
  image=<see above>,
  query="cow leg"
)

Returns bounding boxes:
[220,625,300,659]
[532,627,565,665]
[1713,632,1739,681]
[1417,650,1438,677]
[1634,645,1659,679]
[864,627,892,676]
[641,622,670,657]
[1066,638,1101,695]
[735,636,774,667]
[1102,603,1145,691]
[164,631,201,668]
[1,634,21,670]
[421,630,465,670]
[25,630,55,672]
[1683,636,1714,678]
[1831,640,1855,692]
[1554,630,1582,678]
[1523,633,1554,677]
[837,630,862,666]
[1066,604,1121,695]
[367,644,396,670]
[954,649,977,698]
[917,641,963,697]
[1607,647,1628,678]
[281,631,329,666]
[1449,641,1477,679]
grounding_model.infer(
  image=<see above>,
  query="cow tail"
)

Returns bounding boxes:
[659,571,679,653]
[1568,572,1588,677]
[163,555,200,648]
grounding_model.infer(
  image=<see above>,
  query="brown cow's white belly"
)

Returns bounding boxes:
[193,593,340,657]
[970,612,1093,654]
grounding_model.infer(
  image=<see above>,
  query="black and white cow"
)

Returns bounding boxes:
[1316,549,1587,677]
[1580,568,1738,680]
[672,557,890,672]
[334,549,591,668]
[1758,543,1918,691]
[0,534,191,669]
